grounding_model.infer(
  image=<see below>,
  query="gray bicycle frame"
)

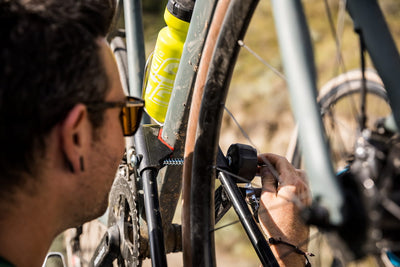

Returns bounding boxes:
[122,0,400,263]
[271,0,344,225]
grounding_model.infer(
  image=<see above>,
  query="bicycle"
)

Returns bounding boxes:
[61,0,400,266]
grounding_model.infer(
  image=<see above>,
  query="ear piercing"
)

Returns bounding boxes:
[79,156,85,172]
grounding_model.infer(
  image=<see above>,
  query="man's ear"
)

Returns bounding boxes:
[60,104,90,173]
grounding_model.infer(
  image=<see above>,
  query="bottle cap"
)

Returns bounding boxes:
[167,0,195,22]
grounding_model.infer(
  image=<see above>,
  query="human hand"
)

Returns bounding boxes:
[257,153,311,266]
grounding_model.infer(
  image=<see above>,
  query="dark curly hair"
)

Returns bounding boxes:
[0,0,116,193]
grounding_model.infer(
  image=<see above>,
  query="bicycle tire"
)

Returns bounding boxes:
[317,69,387,109]
[182,0,231,265]
[188,0,262,266]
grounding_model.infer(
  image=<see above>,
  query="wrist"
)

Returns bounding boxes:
[268,237,314,267]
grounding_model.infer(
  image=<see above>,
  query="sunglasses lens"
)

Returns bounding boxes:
[121,105,143,136]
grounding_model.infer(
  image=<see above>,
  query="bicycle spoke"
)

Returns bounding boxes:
[324,0,347,77]
[224,106,258,149]
[238,40,286,81]
[336,0,347,54]
[212,220,241,233]
[325,110,356,168]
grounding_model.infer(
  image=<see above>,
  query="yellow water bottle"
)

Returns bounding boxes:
[144,0,194,124]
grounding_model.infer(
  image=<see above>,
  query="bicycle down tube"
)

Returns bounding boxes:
[271,0,345,226]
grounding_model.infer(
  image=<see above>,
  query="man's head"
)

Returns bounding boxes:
[0,0,124,221]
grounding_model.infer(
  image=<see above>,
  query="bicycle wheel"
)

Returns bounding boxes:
[290,69,389,170]
[318,69,389,169]
[188,0,268,266]
[187,0,398,266]
[295,69,392,266]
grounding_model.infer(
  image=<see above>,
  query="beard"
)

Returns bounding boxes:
[68,141,121,228]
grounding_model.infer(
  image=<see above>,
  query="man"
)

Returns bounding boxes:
[0,1,144,266]
[0,0,309,266]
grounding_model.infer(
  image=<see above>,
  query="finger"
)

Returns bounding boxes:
[293,169,311,205]
[295,169,309,185]
[259,153,295,175]
[259,154,309,193]
[260,166,277,191]
[259,153,287,165]
[257,154,270,175]
[258,157,281,189]
[257,153,270,165]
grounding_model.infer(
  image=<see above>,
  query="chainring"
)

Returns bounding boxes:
[108,165,140,266]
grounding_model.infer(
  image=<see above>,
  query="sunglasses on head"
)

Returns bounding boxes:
[85,96,144,136]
